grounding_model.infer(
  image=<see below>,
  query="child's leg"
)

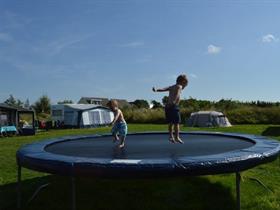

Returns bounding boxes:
[168,123,175,142]
[111,124,120,142]
[118,122,127,148]
[174,124,184,144]
[119,136,126,148]
[113,133,119,142]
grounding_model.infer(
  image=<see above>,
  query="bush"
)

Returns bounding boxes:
[123,106,280,125]
[36,113,51,121]
[226,107,280,124]
[123,108,165,124]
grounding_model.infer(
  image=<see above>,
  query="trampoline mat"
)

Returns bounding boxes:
[45,133,254,159]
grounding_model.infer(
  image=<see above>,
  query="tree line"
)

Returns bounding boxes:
[3,94,280,124]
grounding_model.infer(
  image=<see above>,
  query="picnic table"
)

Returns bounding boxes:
[0,126,17,136]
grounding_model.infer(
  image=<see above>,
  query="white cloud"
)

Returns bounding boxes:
[190,73,197,79]
[48,35,93,55]
[0,32,13,42]
[207,44,222,54]
[32,34,93,56]
[119,42,144,48]
[262,34,279,43]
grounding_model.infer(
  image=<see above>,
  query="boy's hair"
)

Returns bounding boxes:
[107,99,118,108]
[176,74,188,85]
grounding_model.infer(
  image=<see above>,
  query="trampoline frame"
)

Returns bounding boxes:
[16,131,280,210]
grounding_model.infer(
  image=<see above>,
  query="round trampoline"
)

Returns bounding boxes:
[16,132,280,210]
[17,132,280,177]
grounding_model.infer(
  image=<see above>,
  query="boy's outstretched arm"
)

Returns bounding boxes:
[152,86,170,92]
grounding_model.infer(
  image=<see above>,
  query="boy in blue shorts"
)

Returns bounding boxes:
[153,74,188,143]
[108,99,128,148]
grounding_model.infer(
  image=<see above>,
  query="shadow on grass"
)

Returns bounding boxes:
[1,175,237,210]
[262,126,280,137]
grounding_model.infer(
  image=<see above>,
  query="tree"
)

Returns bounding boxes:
[33,95,51,114]
[16,99,24,108]
[4,94,24,108]
[162,96,169,106]
[24,99,30,109]
[4,94,17,106]
[132,99,149,109]
[151,100,163,109]
[57,100,73,104]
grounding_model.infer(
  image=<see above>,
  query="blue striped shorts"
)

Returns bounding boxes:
[111,121,128,137]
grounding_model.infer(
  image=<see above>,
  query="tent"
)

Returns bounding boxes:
[186,111,232,127]
[0,103,35,136]
[51,104,114,128]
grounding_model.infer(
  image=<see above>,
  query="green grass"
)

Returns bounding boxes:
[0,124,279,210]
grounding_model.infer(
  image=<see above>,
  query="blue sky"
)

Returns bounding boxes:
[1,0,280,104]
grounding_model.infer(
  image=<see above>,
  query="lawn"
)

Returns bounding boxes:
[0,124,279,210]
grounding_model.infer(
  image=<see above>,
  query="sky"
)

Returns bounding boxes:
[1,0,280,104]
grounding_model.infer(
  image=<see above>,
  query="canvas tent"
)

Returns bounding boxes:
[51,104,114,128]
[187,111,232,127]
[0,103,35,135]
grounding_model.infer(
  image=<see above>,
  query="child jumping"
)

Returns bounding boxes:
[153,74,188,143]
[107,99,128,148]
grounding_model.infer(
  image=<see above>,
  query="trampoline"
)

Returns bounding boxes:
[16,132,280,210]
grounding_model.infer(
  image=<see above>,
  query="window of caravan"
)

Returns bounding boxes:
[52,110,62,117]
[0,113,8,126]
[218,115,227,125]
[197,114,210,126]
[101,110,111,124]
[89,111,101,125]
[18,113,33,128]
[64,111,74,125]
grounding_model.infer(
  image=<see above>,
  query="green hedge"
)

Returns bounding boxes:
[123,108,166,124]
[226,107,280,124]
[123,107,280,124]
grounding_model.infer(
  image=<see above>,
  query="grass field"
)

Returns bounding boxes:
[0,124,279,210]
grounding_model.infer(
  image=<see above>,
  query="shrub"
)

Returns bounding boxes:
[123,108,165,124]
[226,107,280,124]
[123,106,280,125]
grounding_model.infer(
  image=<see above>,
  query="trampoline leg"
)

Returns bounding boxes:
[236,172,241,210]
[17,165,22,209]
[71,177,76,210]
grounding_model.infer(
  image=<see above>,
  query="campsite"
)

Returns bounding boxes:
[1,96,280,210]
[1,1,280,210]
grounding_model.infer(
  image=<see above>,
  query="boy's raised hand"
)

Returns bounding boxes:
[152,87,156,92]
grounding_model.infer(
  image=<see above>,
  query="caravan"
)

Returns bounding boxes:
[51,104,114,128]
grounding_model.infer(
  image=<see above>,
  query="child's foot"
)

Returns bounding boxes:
[119,143,125,148]
[169,136,175,143]
[175,137,184,144]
